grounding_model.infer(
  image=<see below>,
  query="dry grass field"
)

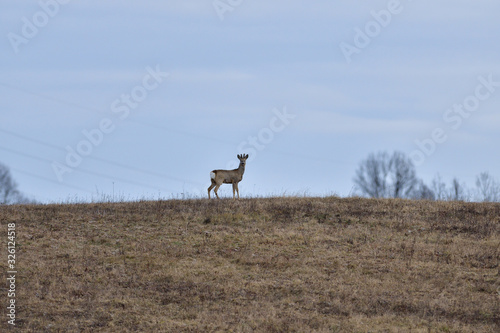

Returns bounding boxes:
[1,197,499,332]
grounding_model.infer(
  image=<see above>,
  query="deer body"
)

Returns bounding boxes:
[208,154,248,199]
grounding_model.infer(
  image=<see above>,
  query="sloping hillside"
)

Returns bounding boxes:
[1,197,499,332]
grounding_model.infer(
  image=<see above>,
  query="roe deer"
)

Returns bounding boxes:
[208,154,248,199]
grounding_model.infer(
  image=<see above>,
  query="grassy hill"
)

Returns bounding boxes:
[1,197,499,332]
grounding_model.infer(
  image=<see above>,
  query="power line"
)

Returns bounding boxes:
[10,166,92,194]
[0,145,174,193]
[0,82,349,165]
[0,127,203,187]
[0,82,231,145]
[0,82,109,116]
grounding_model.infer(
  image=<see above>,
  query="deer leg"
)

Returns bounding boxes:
[207,180,216,199]
[232,183,236,199]
[214,184,221,199]
[234,183,239,199]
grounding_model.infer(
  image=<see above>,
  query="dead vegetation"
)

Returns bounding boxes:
[1,197,499,332]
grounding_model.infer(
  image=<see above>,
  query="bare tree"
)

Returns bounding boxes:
[448,177,468,201]
[430,174,470,202]
[354,151,390,198]
[0,163,21,204]
[475,172,500,202]
[355,156,500,202]
[431,174,447,201]
[390,151,418,198]
[354,151,418,199]
[0,163,34,204]
[411,179,435,200]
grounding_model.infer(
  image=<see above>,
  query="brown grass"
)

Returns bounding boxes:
[1,197,499,332]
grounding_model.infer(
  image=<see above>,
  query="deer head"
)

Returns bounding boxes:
[237,154,249,166]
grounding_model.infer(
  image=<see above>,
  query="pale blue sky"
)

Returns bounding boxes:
[1,0,499,202]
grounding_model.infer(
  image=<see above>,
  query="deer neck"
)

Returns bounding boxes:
[237,163,246,175]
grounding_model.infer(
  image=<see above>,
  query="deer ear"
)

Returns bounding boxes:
[245,154,249,159]
[237,154,241,159]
